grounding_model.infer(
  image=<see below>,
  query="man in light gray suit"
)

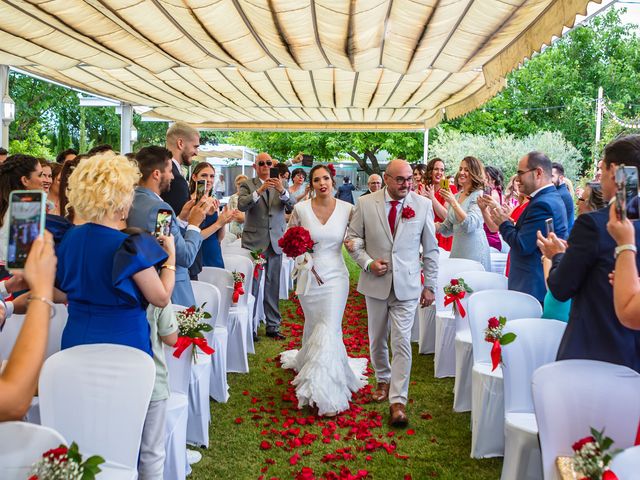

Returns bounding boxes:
[127,146,208,307]
[238,153,295,340]
[347,159,439,427]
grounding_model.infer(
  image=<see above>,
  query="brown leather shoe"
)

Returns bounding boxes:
[371,382,389,402]
[389,403,408,428]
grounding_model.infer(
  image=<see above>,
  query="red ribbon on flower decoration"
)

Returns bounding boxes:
[603,470,619,480]
[173,336,215,359]
[490,339,501,371]
[443,291,466,317]
[233,281,245,303]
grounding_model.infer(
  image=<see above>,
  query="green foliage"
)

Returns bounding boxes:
[429,129,582,181]
[8,124,53,159]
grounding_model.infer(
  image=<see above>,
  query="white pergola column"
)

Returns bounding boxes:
[423,128,430,162]
[119,102,133,154]
[0,65,10,149]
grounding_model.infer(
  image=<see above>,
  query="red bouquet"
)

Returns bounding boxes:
[279,226,315,257]
[279,226,323,287]
[484,316,516,371]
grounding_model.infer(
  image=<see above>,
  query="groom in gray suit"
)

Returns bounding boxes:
[128,146,208,307]
[238,153,295,339]
[347,159,439,427]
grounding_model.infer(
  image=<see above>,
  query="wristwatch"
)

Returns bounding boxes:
[425,285,435,293]
[614,244,637,258]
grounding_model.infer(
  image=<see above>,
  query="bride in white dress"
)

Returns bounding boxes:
[280,165,368,416]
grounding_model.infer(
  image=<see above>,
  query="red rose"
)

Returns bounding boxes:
[603,470,619,480]
[401,206,416,219]
[43,446,68,461]
[488,317,500,329]
[450,279,459,286]
[327,164,336,177]
[572,436,596,452]
[260,440,272,450]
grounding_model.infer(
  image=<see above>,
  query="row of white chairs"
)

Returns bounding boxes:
[418,255,640,480]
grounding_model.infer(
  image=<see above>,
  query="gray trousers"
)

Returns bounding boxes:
[252,244,282,333]
[138,399,167,479]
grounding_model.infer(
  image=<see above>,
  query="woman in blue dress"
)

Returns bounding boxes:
[55,153,176,356]
[188,163,235,276]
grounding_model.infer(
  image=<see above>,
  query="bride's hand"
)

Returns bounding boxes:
[343,239,356,252]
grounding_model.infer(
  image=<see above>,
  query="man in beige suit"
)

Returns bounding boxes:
[347,159,439,427]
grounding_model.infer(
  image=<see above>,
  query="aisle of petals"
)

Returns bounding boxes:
[233,286,432,480]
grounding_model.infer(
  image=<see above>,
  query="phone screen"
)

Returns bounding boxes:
[269,167,280,179]
[301,154,314,167]
[195,180,207,203]
[6,191,46,270]
[155,209,172,237]
[623,166,639,220]
[545,218,554,236]
[440,178,449,190]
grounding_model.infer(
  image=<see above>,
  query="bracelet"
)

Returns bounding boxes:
[161,263,176,272]
[615,244,637,258]
[28,295,56,318]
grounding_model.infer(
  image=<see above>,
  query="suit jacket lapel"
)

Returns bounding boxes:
[394,195,411,240]
[375,190,394,243]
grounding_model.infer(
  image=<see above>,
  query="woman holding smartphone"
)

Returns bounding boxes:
[436,156,491,270]
[420,158,457,251]
[55,153,176,355]
[188,163,234,275]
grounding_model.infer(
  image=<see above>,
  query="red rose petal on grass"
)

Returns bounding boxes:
[386,431,395,437]
[404,475,412,480]
[406,429,415,436]
[260,441,272,450]
[265,458,276,465]
[289,453,301,465]
[234,417,243,424]
[421,412,433,420]
[242,390,249,396]
[261,466,268,473]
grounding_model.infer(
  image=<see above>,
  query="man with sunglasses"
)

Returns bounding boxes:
[487,151,568,303]
[238,153,296,340]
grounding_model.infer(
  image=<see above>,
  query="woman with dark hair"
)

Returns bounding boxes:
[280,164,367,417]
[482,165,504,251]
[421,158,457,251]
[436,156,491,270]
[289,168,309,202]
[0,155,45,227]
[46,162,63,215]
[577,182,606,215]
[58,155,85,223]
[188,162,234,275]
[412,164,427,191]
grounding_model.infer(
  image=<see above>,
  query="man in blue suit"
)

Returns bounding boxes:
[128,146,208,307]
[489,152,568,303]
[552,162,575,231]
[539,136,640,372]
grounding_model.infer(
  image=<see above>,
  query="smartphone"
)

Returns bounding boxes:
[615,165,639,221]
[483,185,492,196]
[545,218,554,236]
[440,178,449,190]
[154,208,173,237]
[6,191,47,270]
[269,167,280,179]
[301,154,314,167]
[195,180,207,203]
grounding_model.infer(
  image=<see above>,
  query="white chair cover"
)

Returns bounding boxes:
[532,360,640,480]
[191,281,229,404]
[501,318,567,480]
[200,267,249,374]
[468,290,542,458]
[490,252,508,274]
[411,307,420,343]
[611,445,640,480]
[172,301,212,449]
[38,344,155,469]
[0,421,66,480]
[421,258,484,355]
[163,341,191,480]
[223,254,256,356]
[452,272,509,412]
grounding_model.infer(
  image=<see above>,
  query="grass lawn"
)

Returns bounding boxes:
[191,253,502,479]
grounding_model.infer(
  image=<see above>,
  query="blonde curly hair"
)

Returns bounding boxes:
[67,153,141,223]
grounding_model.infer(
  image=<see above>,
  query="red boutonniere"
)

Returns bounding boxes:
[401,206,415,220]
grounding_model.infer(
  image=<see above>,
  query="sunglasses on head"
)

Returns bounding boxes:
[258,161,273,167]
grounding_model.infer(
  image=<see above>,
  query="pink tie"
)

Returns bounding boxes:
[388,200,399,235]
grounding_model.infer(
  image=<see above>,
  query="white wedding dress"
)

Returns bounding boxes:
[280,199,368,415]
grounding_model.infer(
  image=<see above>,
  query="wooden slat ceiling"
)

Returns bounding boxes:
[0,0,598,130]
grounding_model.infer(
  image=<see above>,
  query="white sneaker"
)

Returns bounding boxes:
[186,449,202,465]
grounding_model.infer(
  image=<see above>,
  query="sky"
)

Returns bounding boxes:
[583,1,640,26]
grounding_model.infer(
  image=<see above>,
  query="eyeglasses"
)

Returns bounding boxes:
[257,161,273,167]
[388,176,414,185]
[516,167,538,178]
[577,197,586,202]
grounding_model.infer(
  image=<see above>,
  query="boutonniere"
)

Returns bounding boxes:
[401,205,415,220]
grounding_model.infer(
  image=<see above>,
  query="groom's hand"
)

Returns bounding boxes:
[370,259,389,277]
[420,288,435,308]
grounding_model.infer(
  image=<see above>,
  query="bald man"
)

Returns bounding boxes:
[347,159,438,427]
[238,153,296,340]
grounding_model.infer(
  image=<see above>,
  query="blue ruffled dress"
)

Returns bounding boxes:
[55,223,167,356]
[201,212,224,268]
